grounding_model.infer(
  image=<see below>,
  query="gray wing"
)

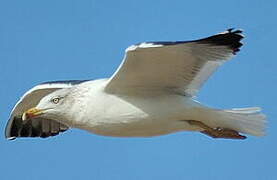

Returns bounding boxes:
[104,29,243,96]
[5,80,88,140]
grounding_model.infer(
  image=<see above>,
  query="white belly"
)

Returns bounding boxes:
[71,88,203,137]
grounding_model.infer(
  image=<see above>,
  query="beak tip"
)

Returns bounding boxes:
[22,107,43,121]
[22,112,28,121]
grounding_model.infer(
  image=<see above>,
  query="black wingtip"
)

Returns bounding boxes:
[195,28,244,55]
[144,28,244,55]
[5,116,68,140]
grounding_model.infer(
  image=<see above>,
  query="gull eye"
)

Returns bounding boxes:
[51,97,60,104]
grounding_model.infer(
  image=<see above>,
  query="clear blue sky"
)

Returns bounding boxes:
[1,0,276,179]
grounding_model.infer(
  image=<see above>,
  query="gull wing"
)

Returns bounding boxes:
[104,29,243,96]
[5,80,88,140]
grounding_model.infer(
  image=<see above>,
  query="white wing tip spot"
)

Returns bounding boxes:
[126,43,163,52]
[217,28,244,37]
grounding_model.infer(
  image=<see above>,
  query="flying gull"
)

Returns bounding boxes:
[5,29,266,140]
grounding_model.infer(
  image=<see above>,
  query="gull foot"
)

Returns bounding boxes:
[186,120,247,140]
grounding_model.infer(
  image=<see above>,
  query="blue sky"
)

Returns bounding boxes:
[1,0,276,179]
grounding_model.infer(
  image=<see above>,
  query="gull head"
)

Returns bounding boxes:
[22,88,73,122]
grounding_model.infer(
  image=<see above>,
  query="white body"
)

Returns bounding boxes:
[66,79,202,137]
[5,29,266,140]
[65,79,263,137]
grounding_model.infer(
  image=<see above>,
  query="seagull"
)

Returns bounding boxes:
[5,29,266,140]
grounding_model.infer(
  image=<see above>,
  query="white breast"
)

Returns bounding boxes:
[69,79,202,137]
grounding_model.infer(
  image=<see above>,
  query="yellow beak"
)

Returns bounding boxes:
[22,108,44,121]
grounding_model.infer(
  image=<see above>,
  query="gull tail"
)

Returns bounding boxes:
[204,107,267,137]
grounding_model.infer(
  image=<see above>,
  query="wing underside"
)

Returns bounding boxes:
[8,117,69,140]
[105,29,243,96]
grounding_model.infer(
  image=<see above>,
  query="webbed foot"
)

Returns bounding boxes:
[186,120,246,140]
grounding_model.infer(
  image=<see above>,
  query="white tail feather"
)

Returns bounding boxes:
[214,107,266,136]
